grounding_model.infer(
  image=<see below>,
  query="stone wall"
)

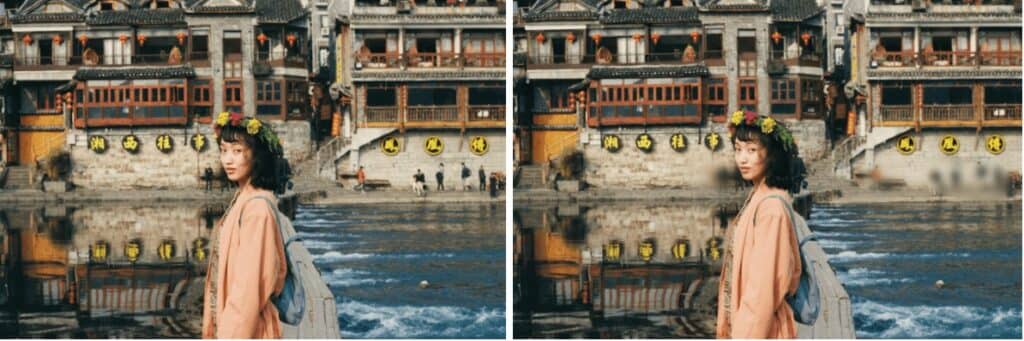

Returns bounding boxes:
[852,127,1021,190]
[337,129,506,190]
[581,120,827,190]
[68,121,312,190]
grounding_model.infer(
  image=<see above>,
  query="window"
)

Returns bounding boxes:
[543,81,573,110]
[738,78,757,111]
[257,80,282,117]
[190,30,209,61]
[191,79,212,121]
[366,88,396,107]
[705,78,727,116]
[20,83,58,113]
[704,27,723,62]
[101,1,115,10]
[286,80,307,117]
[771,79,797,115]
[923,83,972,105]
[614,0,628,8]
[469,86,505,105]
[984,81,1022,105]
[225,81,242,113]
[801,79,822,117]
[155,0,171,7]
[408,87,456,106]
[881,83,912,106]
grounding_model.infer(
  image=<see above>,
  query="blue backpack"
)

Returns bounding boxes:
[241,195,306,326]
[756,194,820,325]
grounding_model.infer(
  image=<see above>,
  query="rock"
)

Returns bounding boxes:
[419,280,429,289]
[935,280,945,289]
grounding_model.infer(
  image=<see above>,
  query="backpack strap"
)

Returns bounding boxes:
[752,194,816,247]
[237,195,303,247]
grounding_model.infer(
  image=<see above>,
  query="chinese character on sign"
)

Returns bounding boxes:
[156,135,174,153]
[191,134,207,152]
[89,135,107,153]
[635,133,653,153]
[896,135,916,155]
[939,135,959,155]
[381,136,400,156]
[122,135,140,154]
[424,136,444,156]
[670,133,687,152]
[704,132,721,151]
[470,136,488,155]
[986,135,1005,155]
[602,135,621,153]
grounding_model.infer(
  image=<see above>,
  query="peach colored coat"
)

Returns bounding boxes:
[202,189,287,339]
[717,187,802,339]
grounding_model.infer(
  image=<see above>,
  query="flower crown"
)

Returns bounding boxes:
[727,110,796,152]
[213,112,283,155]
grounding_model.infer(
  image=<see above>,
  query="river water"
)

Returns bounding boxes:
[513,200,1022,339]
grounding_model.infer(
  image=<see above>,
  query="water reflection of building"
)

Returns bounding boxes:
[515,203,731,338]
[0,204,219,337]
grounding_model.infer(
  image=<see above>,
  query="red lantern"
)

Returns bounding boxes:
[22,34,32,46]
[801,32,811,46]
[690,30,701,43]
[286,33,297,47]
[176,32,187,45]
[257,33,268,46]
[136,34,147,46]
[632,33,643,42]
[535,33,545,43]
[118,34,129,45]
[52,34,63,46]
[771,31,782,44]
[566,32,576,43]
[78,34,88,46]
[651,33,661,45]
[591,33,602,44]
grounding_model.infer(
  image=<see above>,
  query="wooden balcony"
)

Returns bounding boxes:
[357,52,402,68]
[463,53,505,67]
[255,52,307,68]
[407,52,458,68]
[920,51,975,67]
[922,104,974,122]
[879,105,914,123]
[984,105,1022,125]
[365,106,399,123]
[407,105,459,121]
[468,105,504,121]
[979,51,1022,66]
[876,51,916,67]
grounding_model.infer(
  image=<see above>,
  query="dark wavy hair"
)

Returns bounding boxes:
[730,123,807,194]
[216,123,291,194]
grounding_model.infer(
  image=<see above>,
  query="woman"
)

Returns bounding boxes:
[202,112,289,339]
[717,110,807,339]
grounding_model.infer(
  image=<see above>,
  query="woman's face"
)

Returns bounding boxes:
[220,140,254,184]
[733,138,769,183]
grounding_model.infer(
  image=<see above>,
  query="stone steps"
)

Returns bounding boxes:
[3,166,35,190]
[517,164,545,189]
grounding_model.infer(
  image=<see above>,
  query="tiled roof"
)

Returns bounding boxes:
[866,11,1020,22]
[523,10,597,22]
[769,0,821,22]
[866,69,1021,80]
[353,70,505,81]
[74,65,195,80]
[86,9,186,25]
[600,7,699,24]
[702,2,767,12]
[11,12,84,23]
[255,0,306,23]
[190,5,254,13]
[350,13,503,24]
[588,64,709,79]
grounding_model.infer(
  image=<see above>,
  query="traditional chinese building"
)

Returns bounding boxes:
[322,0,506,187]
[1,0,320,190]
[834,0,1021,190]
[516,0,832,189]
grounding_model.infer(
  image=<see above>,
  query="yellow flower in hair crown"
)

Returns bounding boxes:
[247,118,262,135]
[212,112,284,155]
[727,110,796,152]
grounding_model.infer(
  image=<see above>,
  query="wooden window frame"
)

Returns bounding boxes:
[74,82,188,128]
[256,79,284,118]
[588,81,702,126]
[738,78,757,111]
[771,78,798,116]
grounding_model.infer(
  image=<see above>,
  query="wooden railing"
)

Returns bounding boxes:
[357,52,402,68]
[463,53,505,67]
[984,105,1022,121]
[879,105,914,122]
[922,104,974,121]
[407,52,459,68]
[920,51,974,66]
[877,51,916,67]
[467,105,505,121]
[407,106,459,121]
[979,51,1022,66]
[365,106,399,123]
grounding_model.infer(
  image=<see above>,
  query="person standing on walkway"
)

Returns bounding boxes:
[460,162,471,191]
[356,166,366,194]
[203,167,214,192]
[478,165,486,192]
[436,163,445,191]
[413,169,426,197]
[203,112,288,339]
[717,110,807,339]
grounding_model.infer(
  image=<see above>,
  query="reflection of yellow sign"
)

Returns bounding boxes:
[940,135,959,155]
[672,240,689,259]
[91,241,109,262]
[705,132,721,151]
[156,134,174,153]
[470,136,488,155]
[670,133,687,152]
[604,241,622,262]
[122,135,140,153]
[707,238,721,261]
[381,136,400,156]
[193,238,208,262]
[896,135,916,155]
[639,241,654,262]
[158,241,175,261]
[424,136,444,156]
[986,135,1005,155]
[125,240,141,263]
[602,135,621,152]
[635,134,653,152]
[89,136,107,153]
[191,134,207,152]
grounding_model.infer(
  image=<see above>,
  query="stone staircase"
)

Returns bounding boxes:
[294,128,398,180]
[2,166,36,190]
[516,164,547,189]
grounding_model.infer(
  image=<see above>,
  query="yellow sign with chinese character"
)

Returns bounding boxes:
[939,135,959,155]
[639,240,654,262]
[158,240,175,261]
[125,240,141,263]
[635,133,653,153]
[122,135,140,154]
[670,133,688,152]
[986,135,1005,155]
[896,135,916,155]
[672,240,689,259]
[190,134,208,152]
[381,136,400,156]
[602,134,621,153]
[470,136,488,155]
[704,132,721,151]
[424,136,444,156]
[604,241,622,262]
[156,134,174,153]
[88,135,107,154]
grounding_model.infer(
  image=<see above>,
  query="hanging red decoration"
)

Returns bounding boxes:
[771,31,782,44]
[52,34,63,46]
[690,30,701,43]
[566,32,576,43]
[286,33,297,47]
[632,33,643,42]
[651,33,661,45]
[535,33,545,43]
[591,33,602,44]
[22,34,32,46]
[78,34,88,46]
[801,32,811,46]
[257,33,268,46]
[176,32,187,45]
[136,34,147,46]
[118,34,130,44]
